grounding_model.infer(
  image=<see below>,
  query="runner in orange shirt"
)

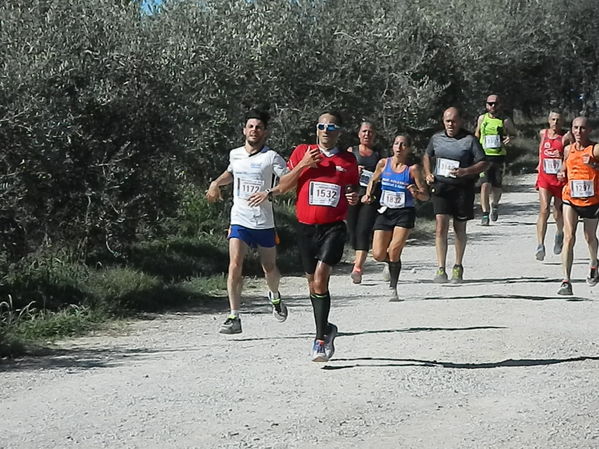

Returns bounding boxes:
[557,116,599,295]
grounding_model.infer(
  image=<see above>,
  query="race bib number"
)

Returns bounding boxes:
[571,180,594,198]
[359,169,374,187]
[484,135,501,149]
[309,181,341,207]
[381,190,406,208]
[236,177,263,200]
[435,158,460,178]
[543,158,561,175]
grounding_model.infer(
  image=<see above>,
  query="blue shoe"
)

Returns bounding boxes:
[311,340,328,362]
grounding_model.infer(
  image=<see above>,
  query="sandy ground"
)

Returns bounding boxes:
[2,174,599,449]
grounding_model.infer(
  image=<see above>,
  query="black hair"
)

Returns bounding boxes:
[320,110,344,127]
[244,109,270,128]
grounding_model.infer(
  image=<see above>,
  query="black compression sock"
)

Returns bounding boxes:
[388,260,402,289]
[310,292,331,340]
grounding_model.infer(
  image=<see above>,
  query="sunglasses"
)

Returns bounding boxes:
[317,123,341,132]
[487,102,498,106]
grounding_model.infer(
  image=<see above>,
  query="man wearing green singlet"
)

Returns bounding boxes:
[475,94,516,226]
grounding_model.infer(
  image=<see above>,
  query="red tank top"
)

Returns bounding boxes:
[562,142,599,207]
[537,129,565,188]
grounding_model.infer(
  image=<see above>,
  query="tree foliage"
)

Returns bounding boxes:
[1,0,598,265]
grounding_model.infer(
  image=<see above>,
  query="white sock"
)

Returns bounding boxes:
[230,310,239,318]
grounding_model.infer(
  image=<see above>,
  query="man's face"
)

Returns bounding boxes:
[572,118,591,144]
[547,113,562,131]
[316,113,341,149]
[443,109,462,137]
[486,95,500,114]
[243,119,267,146]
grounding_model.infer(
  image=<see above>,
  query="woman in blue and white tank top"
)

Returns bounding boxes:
[363,135,429,300]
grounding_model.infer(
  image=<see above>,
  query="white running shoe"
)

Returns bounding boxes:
[268,291,288,322]
[311,340,328,362]
[382,265,390,282]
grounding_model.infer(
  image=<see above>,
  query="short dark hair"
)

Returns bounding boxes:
[244,109,270,128]
[320,110,344,127]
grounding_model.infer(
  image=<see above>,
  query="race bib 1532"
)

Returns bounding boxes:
[309,181,341,207]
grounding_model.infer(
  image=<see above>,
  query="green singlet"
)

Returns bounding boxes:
[479,113,506,156]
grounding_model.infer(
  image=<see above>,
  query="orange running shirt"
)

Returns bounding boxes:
[562,142,599,207]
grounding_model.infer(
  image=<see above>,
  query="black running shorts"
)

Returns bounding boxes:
[373,207,416,231]
[479,156,505,187]
[431,182,475,221]
[563,201,599,219]
[297,221,347,274]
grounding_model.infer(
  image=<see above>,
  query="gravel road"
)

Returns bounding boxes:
[2,174,599,449]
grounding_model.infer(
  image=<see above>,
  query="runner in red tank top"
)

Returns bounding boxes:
[270,111,359,362]
[556,116,599,296]
[534,111,572,261]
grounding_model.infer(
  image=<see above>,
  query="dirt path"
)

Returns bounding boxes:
[2,174,599,449]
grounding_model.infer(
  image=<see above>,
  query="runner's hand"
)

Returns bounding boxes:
[205,183,222,203]
[503,136,511,145]
[361,194,372,204]
[300,147,322,168]
[407,184,418,195]
[346,191,359,206]
[247,191,268,207]
[449,168,465,178]
[425,173,435,184]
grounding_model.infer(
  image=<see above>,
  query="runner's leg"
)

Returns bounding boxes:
[536,188,552,245]
[257,245,280,295]
[480,182,491,214]
[387,226,411,288]
[561,205,578,281]
[453,219,467,266]
[435,214,450,269]
[582,218,599,267]
[310,261,332,340]
[372,230,393,262]
[227,238,248,314]
[553,196,564,235]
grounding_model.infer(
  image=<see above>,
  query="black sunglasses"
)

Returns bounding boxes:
[487,102,498,106]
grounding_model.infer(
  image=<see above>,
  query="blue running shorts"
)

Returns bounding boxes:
[228,225,277,248]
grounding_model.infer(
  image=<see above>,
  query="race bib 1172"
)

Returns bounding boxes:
[236,177,263,200]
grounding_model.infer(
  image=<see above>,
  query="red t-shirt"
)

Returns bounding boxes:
[287,144,359,225]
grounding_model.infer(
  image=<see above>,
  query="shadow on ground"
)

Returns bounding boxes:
[323,355,599,370]
[0,325,506,373]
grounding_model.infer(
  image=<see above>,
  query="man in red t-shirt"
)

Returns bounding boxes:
[271,111,359,362]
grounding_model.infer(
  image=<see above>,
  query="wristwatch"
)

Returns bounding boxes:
[265,188,273,200]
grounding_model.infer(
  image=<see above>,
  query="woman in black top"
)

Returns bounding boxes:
[347,121,381,283]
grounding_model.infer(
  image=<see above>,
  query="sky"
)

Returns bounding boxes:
[141,0,163,14]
